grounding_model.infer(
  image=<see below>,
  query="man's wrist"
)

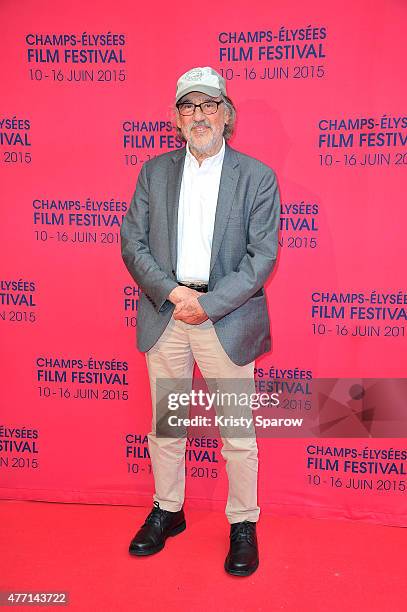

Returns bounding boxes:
[168,285,181,304]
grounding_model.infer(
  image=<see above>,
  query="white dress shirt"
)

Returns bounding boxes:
[176,138,225,283]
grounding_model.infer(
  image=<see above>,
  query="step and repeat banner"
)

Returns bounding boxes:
[1,0,406,526]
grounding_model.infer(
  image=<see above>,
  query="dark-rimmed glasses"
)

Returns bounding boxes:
[176,100,224,116]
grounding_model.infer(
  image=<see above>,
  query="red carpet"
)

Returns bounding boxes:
[1,500,406,611]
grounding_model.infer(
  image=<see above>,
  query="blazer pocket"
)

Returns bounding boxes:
[228,207,244,219]
[226,213,244,230]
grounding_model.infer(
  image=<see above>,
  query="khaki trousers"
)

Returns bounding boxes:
[145,316,260,524]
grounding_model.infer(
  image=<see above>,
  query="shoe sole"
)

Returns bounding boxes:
[224,558,259,576]
[129,520,186,556]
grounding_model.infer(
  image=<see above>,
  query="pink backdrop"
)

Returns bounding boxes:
[1,0,406,526]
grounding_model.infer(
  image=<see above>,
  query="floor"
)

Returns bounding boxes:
[1,500,406,611]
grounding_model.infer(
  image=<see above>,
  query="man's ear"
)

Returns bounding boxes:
[175,110,181,129]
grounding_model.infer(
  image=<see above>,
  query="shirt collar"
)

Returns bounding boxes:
[185,137,225,170]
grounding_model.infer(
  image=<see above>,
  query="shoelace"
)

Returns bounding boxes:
[231,521,256,544]
[144,501,169,528]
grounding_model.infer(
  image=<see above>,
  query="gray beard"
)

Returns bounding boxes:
[187,130,221,155]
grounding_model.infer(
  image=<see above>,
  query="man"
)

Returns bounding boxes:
[120,66,280,576]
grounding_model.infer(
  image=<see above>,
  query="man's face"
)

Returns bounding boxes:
[176,91,230,155]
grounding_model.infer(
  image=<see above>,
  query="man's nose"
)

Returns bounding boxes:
[193,105,205,119]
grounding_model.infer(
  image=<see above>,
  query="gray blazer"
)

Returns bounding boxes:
[120,143,280,366]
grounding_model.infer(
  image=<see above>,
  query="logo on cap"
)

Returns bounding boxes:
[185,68,204,82]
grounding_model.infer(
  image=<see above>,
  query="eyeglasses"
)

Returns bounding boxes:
[176,100,224,116]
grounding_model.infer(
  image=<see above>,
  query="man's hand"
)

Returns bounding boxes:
[168,286,209,324]
[173,296,209,324]
[168,285,200,305]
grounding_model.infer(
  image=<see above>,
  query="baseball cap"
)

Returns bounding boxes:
[175,66,227,103]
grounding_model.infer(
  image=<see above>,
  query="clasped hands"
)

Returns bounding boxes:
[168,285,209,325]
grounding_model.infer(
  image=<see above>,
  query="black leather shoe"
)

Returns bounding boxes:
[129,501,186,556]
[224,520,259,576]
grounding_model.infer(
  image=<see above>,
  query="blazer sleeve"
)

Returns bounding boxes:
[197,167,280,322]
[120,162,178,313]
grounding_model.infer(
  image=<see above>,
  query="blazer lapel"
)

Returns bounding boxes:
[208,144,240,276]
[167,147,186,274]
[166,143,240,279]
